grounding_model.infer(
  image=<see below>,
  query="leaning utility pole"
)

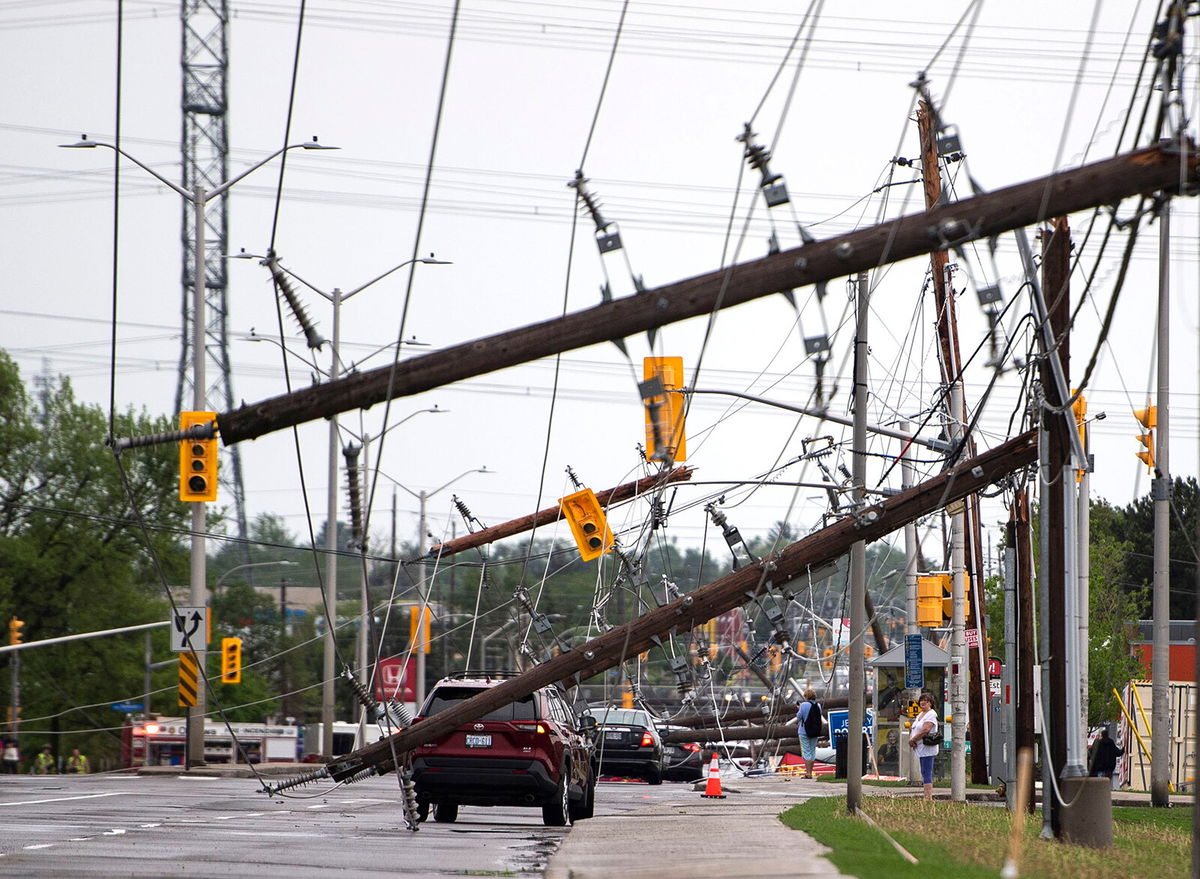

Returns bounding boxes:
[917,102,990,785]
[178,0,248,552]
[216,141,1197,447]
[425,467,694,559]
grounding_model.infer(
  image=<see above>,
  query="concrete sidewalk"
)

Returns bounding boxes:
[544,775,849,879]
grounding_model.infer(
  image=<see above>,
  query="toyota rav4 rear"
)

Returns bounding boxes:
[410,672,597,826]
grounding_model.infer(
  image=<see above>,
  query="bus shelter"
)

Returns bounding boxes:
[869,638,948,778]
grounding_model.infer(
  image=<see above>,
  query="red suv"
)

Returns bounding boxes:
[411,672,597,826]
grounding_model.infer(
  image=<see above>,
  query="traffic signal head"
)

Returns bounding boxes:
[1134,405,1156,473]
[642,357,687,463]
[917,575,944,627]
[179,411,219,502]
[220,636,242,684]
[409,605,432,655]
[7,617,24,645]
[559,488,614,562]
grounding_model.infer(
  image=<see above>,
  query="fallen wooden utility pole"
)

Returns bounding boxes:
[663,724,801,745]
[424,466,694,559]
[313,430,1037,781]
[219,141,1194,446]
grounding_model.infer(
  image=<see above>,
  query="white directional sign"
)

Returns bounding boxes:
[170,606,208,652]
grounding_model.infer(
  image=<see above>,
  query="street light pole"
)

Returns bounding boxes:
[400,467,491,707]
[212,559,297,594]
[233,255,449,756]
[321,285,342,758]
[61,135,337,767]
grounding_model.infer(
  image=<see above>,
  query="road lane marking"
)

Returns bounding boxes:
[23,844,55,850]
[0,792,127,807]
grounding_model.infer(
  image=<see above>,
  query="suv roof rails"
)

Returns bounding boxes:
[442,669,522,681]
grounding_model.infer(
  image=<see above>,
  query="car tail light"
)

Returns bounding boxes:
[683,742,701,752]
[513,721,547,735]
[640,731,654,747]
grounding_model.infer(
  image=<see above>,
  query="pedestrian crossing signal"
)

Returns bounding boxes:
[220,636,242,684]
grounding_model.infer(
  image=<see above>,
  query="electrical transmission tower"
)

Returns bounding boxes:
[177,0,248,551]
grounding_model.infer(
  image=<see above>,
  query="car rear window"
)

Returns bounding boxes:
[424,686,537,721]
[594,708,651,727]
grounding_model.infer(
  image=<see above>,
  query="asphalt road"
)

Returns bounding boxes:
[0,771,695,877]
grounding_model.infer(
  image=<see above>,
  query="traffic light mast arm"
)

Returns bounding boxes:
[0,620,172,654]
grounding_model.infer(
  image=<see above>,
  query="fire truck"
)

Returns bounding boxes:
[121,716,300,767]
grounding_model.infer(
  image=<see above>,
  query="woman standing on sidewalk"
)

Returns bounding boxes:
[908,693,939,801]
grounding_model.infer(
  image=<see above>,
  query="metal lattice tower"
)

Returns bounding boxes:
[177,0,249,550]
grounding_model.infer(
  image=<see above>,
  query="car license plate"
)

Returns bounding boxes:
[465,734,492,748]
[605,731,624,741]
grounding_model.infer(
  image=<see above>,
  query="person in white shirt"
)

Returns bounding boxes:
[908,692,939,801]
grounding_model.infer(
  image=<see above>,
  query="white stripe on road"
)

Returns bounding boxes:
[0,792,127,806]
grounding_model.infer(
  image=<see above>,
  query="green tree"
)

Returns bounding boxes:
[0,353,190,767]
[1110,477,1198,620]
[1085,500,1149,725]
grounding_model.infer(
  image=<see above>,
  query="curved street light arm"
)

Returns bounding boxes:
[59,138,336,202]
[59,138,189,198]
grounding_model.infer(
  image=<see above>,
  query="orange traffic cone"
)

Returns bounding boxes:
[701,752,726,799]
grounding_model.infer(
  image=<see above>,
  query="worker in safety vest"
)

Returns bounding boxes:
[66,749,90,774]
[33,745,56,774]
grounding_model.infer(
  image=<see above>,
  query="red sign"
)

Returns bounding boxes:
[987,657,1003,678]
[374,657,416,703]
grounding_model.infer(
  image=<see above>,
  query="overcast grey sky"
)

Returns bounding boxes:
[2,0,1196,563]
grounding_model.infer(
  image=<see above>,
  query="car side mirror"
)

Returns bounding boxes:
[578,714,597,732]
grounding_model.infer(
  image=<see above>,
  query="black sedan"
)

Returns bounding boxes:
[592,707,664,784]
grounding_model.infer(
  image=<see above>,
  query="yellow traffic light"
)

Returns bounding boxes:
[179,411,218,502]
[643,356,687,463]
[941,573,972,623]
[409,606,432,655]
[7,616,24,645]
[559,487,614,562]
[822,647,834,670]
[917,575,944,627]
[1072,391,1087,481]
[1134,405,1156,473]
[220,636,242,684]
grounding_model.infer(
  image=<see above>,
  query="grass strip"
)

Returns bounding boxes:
[780,796,1192,879]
